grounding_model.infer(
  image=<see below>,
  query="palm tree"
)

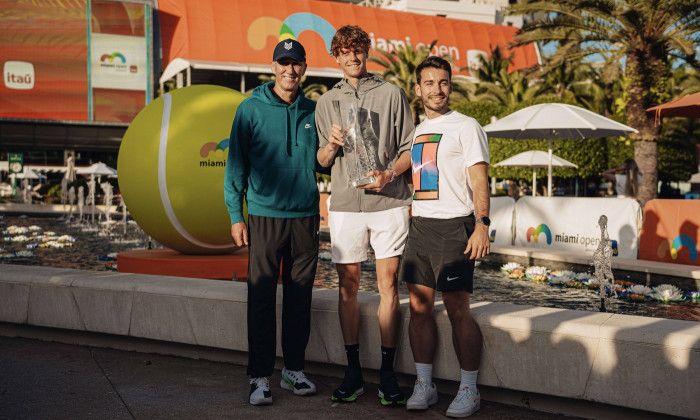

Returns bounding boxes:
[472,46,543,107]
[537,60,604,113]
[369,42,435,124]
[508,0,700,206]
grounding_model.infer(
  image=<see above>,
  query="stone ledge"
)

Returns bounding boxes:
[0,264,698,418]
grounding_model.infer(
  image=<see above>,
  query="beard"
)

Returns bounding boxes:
[421,95,449,114]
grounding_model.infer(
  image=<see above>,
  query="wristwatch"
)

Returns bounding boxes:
[389,168,397,182]
[476,216,491,226]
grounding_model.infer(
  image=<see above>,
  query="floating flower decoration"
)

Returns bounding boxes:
[650,285,685,303]
[626,293,646,302]
[627,285,652,296]
[530,273,548,282]
[566,280,584,288]
[525,266,548,279]
[318,251,332,261]
[501,262,523,272]
[548,276,569,286]
[550,270,576,279]
[684,291,700,302]
[575,272,593,281]
[585,281,600,291]
[508,268,525,279]
[28,225,42,231]
[614,279,636,287]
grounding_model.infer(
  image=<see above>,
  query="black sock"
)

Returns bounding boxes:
[345,344,360,369]
[380,346,396,372]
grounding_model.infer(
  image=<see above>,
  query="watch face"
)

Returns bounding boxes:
[477,217,491,226]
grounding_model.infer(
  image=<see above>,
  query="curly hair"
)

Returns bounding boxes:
[330,25,371,57]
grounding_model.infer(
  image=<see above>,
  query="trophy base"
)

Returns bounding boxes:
[352,175,377,187]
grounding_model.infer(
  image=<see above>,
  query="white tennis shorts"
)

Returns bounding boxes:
[328,206,410,263]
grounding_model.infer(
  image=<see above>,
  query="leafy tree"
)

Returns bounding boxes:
[472,46,543,107]
[508,0,700,205]
[369,42,435,124]
[537,60,604,113]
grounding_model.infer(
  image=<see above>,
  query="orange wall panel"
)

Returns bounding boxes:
[639,199,700,266]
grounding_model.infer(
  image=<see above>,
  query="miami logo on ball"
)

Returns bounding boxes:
[118,85,247,254]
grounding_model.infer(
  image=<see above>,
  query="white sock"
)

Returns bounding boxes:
[460,369,478,391]
[415,363,433,386]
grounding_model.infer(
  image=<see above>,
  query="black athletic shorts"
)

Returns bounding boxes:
[398,215,476,292]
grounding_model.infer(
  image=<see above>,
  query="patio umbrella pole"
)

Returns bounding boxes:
[532,168,536,197]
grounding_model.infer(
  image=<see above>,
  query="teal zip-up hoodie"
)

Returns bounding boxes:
[224,82,319,224]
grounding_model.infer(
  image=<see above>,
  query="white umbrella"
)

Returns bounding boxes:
[77,162,118,177]
[483,103,638,196]
[15,169,46,180]
[494,150,578,197]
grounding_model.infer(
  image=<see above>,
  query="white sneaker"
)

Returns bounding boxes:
[446,386,480,418]
[249,377,272,406]
[280,367,317,396]
[406,378,438,410]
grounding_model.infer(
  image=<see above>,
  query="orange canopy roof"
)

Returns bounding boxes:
[157,0,540,77]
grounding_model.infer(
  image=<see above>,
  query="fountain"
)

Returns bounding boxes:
[60,178,68,206]
[86,177,96,224]
[77,186,85,222]
[100,182,113,228]
[67,186,75,220]
[593,215,615,312]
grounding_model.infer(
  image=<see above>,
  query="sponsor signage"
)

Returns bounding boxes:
[8,153,23,175]
[514,197,641,259]
[158,0,539,77]
[0,0,151,123]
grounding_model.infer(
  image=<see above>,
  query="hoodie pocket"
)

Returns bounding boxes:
[254,167,318,212]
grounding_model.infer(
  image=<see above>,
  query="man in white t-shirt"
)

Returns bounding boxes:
[398,56,490,418]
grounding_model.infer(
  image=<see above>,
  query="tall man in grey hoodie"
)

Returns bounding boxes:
[316,25,415,406]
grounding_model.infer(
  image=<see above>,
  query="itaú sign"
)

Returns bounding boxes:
[3,61,34,90]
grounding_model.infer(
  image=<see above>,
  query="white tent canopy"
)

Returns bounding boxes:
[77,162,117,177]
[494,150,578,197]
[484,103,638,196]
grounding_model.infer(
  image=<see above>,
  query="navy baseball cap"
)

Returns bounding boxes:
[272,39,306,62]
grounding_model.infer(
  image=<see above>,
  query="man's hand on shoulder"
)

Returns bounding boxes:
[231,222,248,246]
[465,223,490,260]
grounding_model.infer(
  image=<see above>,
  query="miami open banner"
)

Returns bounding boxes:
[157,0,539,77]
[513,197,642,260]
[0,0,151,123]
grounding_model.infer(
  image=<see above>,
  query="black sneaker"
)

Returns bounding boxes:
[331,367,366,402]
[377,370,406,406]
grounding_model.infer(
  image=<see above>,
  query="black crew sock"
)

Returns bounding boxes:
[380,346,396,372]
[345,344,361,369]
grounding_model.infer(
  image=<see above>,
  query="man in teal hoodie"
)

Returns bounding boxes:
[224,39,320,406]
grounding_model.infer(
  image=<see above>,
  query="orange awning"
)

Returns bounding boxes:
[157,0,540,77]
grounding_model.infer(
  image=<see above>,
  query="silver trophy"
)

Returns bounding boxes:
[336,100,377,187]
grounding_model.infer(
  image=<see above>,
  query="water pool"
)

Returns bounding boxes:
[2,215,699,322]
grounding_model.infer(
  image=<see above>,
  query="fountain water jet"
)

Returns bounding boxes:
[593,215,615,312]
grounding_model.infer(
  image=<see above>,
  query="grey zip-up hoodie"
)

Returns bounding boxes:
[316,75,415,212]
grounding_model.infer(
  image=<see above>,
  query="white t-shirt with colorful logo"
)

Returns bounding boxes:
[410,110,489,219]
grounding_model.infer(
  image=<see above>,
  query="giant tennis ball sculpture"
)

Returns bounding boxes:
[118,85,247,254]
